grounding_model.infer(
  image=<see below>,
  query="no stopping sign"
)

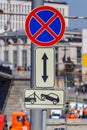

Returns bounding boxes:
[25,6,66,46]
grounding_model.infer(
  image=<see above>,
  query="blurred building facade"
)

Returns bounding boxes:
[0,0,82,72]
[0,0,68,31]
[82,29,87,84]
[0,0,69,68]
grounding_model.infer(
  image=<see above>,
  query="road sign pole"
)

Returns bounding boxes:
[25,2,65,130]
[42,110,47,130]
[30,1,44,130]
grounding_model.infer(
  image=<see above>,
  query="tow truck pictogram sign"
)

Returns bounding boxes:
[24,89,64,109]
[25,6,65,46]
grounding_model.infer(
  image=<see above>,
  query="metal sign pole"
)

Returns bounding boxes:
[42,110,47,130]
[30,1,44,130]
[24,2,65,130]
[64,75,67,130]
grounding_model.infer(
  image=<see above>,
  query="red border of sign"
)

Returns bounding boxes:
[25,6,66,46]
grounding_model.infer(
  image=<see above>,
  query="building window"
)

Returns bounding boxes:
[3,3,5,11]
[28,5,30,12]
[13,50,17,67]
[4,50,8,63]
[77,47,81,64]
[1,3,2,9]
[23,5,25,13]
[22,50,27,67]
[61,8,64,15]
[5,4,7,12]
[19,5,22,13]
[13,4,16,12]
[22,5,23,12]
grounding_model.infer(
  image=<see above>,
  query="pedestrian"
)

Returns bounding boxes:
[79,107,83,118]
[83,107,87,118]
[24,64,27,71]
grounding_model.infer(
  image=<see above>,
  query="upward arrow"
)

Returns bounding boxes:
[42,53,48,82]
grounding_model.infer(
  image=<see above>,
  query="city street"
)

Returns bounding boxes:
[0,0,87,130]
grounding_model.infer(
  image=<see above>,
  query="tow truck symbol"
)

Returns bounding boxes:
[25,92,37,104]
[25,92,59,105]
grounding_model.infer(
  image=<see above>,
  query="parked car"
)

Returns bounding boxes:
[60,114,66,119]
[41,93,59,105]
[50,110,62,119]
[51,113,60,119]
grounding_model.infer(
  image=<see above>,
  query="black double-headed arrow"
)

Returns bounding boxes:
[42,53,48,82]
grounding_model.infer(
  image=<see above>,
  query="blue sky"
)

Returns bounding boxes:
[61,0,87,29]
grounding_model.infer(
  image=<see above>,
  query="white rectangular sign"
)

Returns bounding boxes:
[35,48,55,88]
[24,89,64,109]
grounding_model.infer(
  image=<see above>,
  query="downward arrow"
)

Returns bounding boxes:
[42,53,48,82]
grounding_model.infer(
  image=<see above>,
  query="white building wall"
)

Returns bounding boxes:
[0,0,68,31]
[8,45,13,63]
[82,29,87,84]
[17,45,22,66]
[0,0,68,68]
[27,46,31,67]
[0,0,31,31]
[0,37,82,69]
[0,40,4,61]
[0,38,31,68]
